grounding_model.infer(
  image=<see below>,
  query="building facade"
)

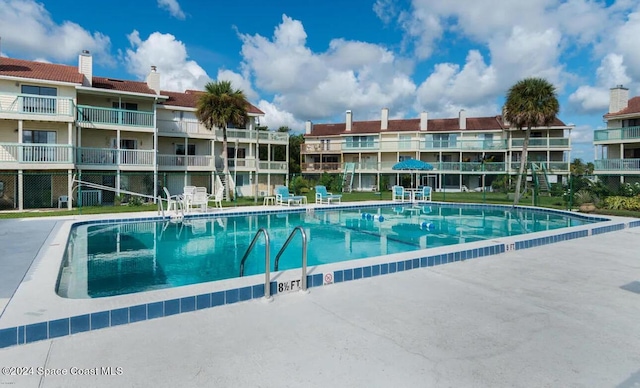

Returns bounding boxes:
[301,108,572,192]
[0,52,288,210]
[593,85,640,186]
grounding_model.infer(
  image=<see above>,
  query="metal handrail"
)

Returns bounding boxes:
[273,226,308,292]
[239,228,272,299]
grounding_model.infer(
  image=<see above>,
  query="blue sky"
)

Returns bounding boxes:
[2,0,640,161]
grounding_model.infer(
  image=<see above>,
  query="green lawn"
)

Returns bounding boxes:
[1,191,638,219]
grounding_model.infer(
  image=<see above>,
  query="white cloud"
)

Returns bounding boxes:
[124,30,209,92]
[373,0,398,25]
[238,15,417,122]
[157,0,186,20]
[570,124,595,144]
[216,69,258,101]
[0,0,111,63]
[569,53,632,114]
[256,100,305,132]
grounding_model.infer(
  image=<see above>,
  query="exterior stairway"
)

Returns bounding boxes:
[342,162,355,192]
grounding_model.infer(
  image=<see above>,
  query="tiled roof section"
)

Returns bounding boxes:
[308,116,507,136]
[160,89,264,115]
[0,57,83,84]
[604,96,640,117]
[91,77,156,95]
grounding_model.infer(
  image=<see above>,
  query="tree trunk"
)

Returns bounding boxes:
[513,127,531,206]
[222,127,231,202]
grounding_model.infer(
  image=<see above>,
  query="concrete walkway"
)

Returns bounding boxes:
[1,226,639,387]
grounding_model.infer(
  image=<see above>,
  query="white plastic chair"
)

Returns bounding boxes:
[58,195,70,208]
[212,188,223,209]
[163,187,182,212]
[190,187,210,212]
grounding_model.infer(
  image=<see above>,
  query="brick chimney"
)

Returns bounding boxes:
[78,50,92,87]
[305,120,313,135]
[146,65,160,95]
[609,85,629,114]
[420,111,428,131]
[459,109,467,130]
[345,110,352,132]
[381,108,389,130]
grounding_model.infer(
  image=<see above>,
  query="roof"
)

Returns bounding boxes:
[0,57,83,84]
[308,115,568,136]
[308,116,505,136]
[160,89,264,115]
[92,77,156,95]
[604,96,640,118]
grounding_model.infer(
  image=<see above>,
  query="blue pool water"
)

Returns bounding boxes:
[56,204,599,298]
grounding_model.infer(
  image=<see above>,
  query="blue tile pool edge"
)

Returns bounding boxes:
[1,218,635,350]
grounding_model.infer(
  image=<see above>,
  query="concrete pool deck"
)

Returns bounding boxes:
[1,206,639,387]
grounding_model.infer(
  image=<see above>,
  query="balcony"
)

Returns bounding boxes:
[76,147,154,167]
[594,126,640,143]
[77,105,154,129]
[343,141,379,151]
[301,143,342,153]
[0,143,73,165]
[157,154,214,169]
[300,162,342,172]
[508,162,570,172]
[0,94,74,121]
[212,129,289,143]
[422,139,508,151]
[258,161,288,171]
[157,119,206,135]
[510,138,570,148]
[594,158,640,172]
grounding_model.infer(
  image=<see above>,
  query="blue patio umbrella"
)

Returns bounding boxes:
[392,158,434,188]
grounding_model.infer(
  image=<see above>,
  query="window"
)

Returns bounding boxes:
[346,136,375,148]
[623,119,640,127]
[176,144,196,156]
[113,102,138,125]
[23,130,56,144]
[399,135,412,150]
[531,131,543,138]
[20,85,57,114]
[427,133,457,148]
[22,130,56,162]
[398,155,412,162]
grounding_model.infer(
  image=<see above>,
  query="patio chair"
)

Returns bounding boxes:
[190,187,211,213]
[162,187,182,212]
[415,186,432,202]
[212,187,223,210]
[58,195,71,208]
[392,185,410,202]
[274,185,306,206]
[182,186,197,212]
[315,185,342,204]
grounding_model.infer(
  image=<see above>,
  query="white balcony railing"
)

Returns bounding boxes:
[77,105,154,127]
[594,158,640,171]
[157,119,203,134]
[0,143,73,163]
[76,147,154,166]
[157,154,214,167]
[0,94,75,117]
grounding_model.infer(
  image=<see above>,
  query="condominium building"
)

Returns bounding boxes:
[0,52,288,210]
[593,85,640,185]
[301,108,572,192]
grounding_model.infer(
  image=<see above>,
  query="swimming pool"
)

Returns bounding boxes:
[56,203,601,299]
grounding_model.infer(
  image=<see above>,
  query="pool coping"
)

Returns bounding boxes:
[0,201,637,349]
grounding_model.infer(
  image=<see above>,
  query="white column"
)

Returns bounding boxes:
[116,129,121,195]
[153,102,158,204]
[17,120,23,162]
[67,169,73,209]
[18,170,23,210]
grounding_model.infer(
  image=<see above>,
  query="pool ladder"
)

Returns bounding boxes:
[239,226,308,300]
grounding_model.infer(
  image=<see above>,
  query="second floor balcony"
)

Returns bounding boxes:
[301,160,570,173]
[594,158,640,172]
[594,126,640,143]
[0,94,75,121]
[0,143,73,165]
[157,154,214,169]
[77,105,154,129]
[510,138,570,148]
[76,147,154,167]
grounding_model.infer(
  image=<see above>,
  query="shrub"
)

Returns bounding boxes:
[289,176,309,195]
[573,190,594,206]
[618,182,640,197]
[127,196,143,207]
[604,196,640,211]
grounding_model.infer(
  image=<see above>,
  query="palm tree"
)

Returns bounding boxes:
[503,77,559,205]
[196,81,248,201]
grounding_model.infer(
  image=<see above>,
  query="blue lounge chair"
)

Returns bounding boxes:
[274,185,306,206]
[315,185,342,204]
[415,186,432,202]
[392,185,410,202]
